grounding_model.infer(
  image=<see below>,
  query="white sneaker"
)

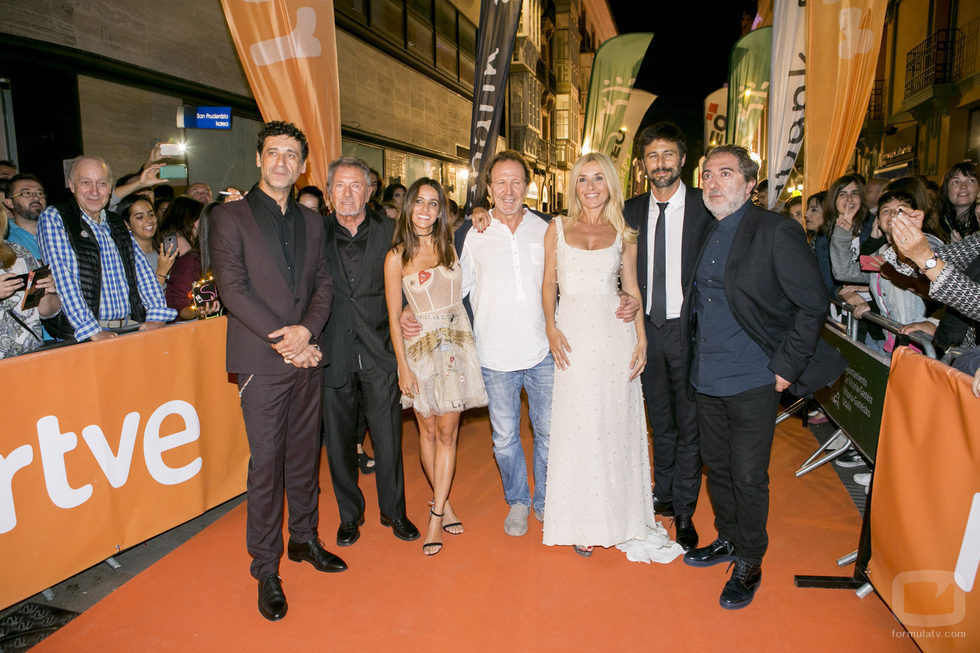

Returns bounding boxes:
[835,450,865,468]
[854,472,871,486]
[504,504,530,536]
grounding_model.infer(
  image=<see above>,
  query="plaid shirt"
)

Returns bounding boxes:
[38,204,176,341]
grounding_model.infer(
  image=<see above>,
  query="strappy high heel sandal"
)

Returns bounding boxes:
[422,509,444,556]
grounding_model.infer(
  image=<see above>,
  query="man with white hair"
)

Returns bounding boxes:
[38,156,175,341]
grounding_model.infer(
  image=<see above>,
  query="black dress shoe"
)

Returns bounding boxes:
[719,559,762,610]
[380,514,420,541]
[653,495,675,517]
[336,515,366,546]
[287,537,348,572]
[257,574,287,621]
[683,538,735,567]
[674,514,699,551]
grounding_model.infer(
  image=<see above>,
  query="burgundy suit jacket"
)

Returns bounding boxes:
[209,188,334,375]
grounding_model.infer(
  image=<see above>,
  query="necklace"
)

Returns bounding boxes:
[415,228,433,237]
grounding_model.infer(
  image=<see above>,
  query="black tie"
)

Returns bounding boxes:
[650,201,668,328]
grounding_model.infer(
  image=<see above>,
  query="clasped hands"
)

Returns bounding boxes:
[269,325,321,368]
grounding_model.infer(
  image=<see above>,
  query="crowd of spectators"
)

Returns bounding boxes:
[0,145,430,362]
[0,145,246,357]
[3,144,978,401]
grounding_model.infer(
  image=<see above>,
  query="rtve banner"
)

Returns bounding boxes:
[0,319,249,609]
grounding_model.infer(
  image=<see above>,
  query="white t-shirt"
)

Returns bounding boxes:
[460,208,550,371]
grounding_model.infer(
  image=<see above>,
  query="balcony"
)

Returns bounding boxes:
[904,29,957,99]
[904,18,978,102]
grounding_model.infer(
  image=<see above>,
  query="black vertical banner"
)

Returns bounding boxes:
[462,0,522,217]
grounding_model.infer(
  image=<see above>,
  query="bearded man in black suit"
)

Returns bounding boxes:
[621,123,713,552]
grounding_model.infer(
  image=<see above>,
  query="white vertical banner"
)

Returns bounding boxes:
[767,0,807,209]
[704,87,728,150]
[612,89,657,195]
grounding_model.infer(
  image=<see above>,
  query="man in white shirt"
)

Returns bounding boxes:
[402,151,551,536]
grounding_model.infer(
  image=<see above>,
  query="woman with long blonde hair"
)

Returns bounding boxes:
[541,152,681,562]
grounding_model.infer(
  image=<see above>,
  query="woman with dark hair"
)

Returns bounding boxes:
[883,176,947,241]
[939,161,979,241]
[806,191,838,296]
[384,177,487,556]
[166,201,222,320]
[834,183,943,350]
[382,182,407,214]
[783,195,804,231]
[118,192,178,290]
[159,195,204,256]
[296,185,327,215]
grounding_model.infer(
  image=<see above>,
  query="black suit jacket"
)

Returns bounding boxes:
[320,208,397,388]
[682,202,846,397]
[209,188,334,375]
[624,184,714,317]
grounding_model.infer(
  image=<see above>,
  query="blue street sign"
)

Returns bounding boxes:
[179,107,232,129]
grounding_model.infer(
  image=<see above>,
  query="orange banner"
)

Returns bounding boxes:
[0,319,248,609]
[868,347,979,651]
[804,0,886,197]
[220,0,342,190]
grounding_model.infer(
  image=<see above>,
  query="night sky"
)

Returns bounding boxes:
[606,0,758,182]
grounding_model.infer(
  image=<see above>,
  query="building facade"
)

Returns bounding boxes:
[0,0,617,213]
[858,0,979,181]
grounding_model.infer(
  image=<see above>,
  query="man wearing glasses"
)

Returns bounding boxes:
[4,174,47,261]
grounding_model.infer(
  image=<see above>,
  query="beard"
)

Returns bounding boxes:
[648,166,681,189]
[334,204,365,218]
[704,193,746,219]
[15,206,43,222]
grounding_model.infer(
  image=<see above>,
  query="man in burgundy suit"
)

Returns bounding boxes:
[210,121,346,621]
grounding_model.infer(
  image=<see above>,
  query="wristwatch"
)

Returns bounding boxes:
[922,255,940,271]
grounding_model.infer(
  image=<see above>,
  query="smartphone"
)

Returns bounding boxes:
[859,255,880,272]
[19,265,51,310]
[159,143,183,156]
[162,233,179,256]
[159,164,187,179]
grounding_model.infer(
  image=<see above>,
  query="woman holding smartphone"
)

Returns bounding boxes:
[118,193,178,289]
[384,178,487,556]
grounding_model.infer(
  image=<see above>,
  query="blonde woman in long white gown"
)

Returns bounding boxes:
[542,152,683,563]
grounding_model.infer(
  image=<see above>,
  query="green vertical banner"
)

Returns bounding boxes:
[726,26,772,166]
[581,33,654,164]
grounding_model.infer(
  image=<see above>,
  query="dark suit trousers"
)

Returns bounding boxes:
[696,384,779,566]
[238,367,323,580]
[641,317,701,516]
[322,365,406,523]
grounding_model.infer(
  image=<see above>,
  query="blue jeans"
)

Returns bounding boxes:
[480,354,553,514]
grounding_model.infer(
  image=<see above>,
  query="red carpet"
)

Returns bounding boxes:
[37,408,912,652]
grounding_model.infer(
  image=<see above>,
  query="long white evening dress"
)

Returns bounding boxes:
[542,217,683,563]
